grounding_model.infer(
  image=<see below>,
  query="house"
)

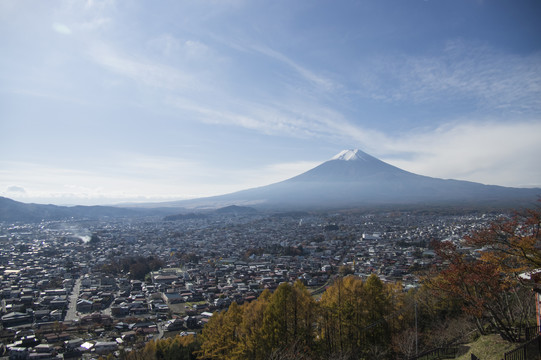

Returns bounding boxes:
[164,318,184,331]
[110,304,130,317]
[93,341,118,355]
[1,312,33,327]
[162,292,183,304]
[32,344,56,360]
[48,309,62,321]
[152,274,179,285]
[79,342,94,352]
[80,313,113,325]
[76,299,92,312]
[129,302,148,315]
[64,338,84,350]
[7,347,28,360]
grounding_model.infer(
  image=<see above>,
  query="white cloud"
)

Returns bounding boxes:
[78,17,111,31]
[52,22,72,35]
[377,120,541,188]
[0,154,260,205]
[0,152,320,205]
[84,0,115,11]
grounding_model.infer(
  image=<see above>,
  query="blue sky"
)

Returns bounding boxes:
[1,0,540,205]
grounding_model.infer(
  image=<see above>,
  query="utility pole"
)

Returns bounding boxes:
[415,300,418,357]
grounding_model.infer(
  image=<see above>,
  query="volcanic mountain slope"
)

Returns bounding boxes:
[166,149,540,210]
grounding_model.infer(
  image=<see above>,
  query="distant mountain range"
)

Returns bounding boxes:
[0,196,163,223]
[1,149,539,222]
[158,149,540,210]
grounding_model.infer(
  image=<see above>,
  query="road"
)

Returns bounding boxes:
[64,276,81,322]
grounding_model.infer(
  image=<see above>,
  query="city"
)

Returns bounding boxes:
[0,209,503,359]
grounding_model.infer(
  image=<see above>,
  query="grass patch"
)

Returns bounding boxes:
[455,334,516,360]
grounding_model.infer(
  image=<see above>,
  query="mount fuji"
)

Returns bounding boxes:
[162,149,540,210]
[2,149,539,221]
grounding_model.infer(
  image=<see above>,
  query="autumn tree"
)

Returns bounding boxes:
[318,276,363,355]
[399,283,467,354]
[465,206,541,277]
[363,274,393,347]
[427,205,541,342]
[198,283,316,360]
[123,334,199,360]
[233,289,271,360]
[429,240,533,341]
[261,281,316,355]
[318,274,399,358]
[198,302,243,359]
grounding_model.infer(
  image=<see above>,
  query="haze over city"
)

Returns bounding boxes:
[1,0,540,205]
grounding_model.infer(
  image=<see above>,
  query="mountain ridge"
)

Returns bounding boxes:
[1,149,539,221]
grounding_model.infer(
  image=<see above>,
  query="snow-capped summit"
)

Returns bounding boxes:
[160,148,539,210]
[331,149,368,161]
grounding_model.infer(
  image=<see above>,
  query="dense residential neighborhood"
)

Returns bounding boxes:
[0,210,504,359]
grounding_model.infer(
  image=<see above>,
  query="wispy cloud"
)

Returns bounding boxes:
[167,95,378,146]
[147,34,214,60]
[88,43,199,90]
[251,45,337,92]
[355,42,541,113]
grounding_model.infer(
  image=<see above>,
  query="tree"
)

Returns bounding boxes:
[198,303,243,359]
[428,214,538,343]
[358,274,393,351]
[391,328,417,359]
[338,265,354,276]
[261,281,316,355]
[233,290,271,360]
[123,335,199,360]
[317,275,397,358]
[465,206,541,277]
[197,283,316,360]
